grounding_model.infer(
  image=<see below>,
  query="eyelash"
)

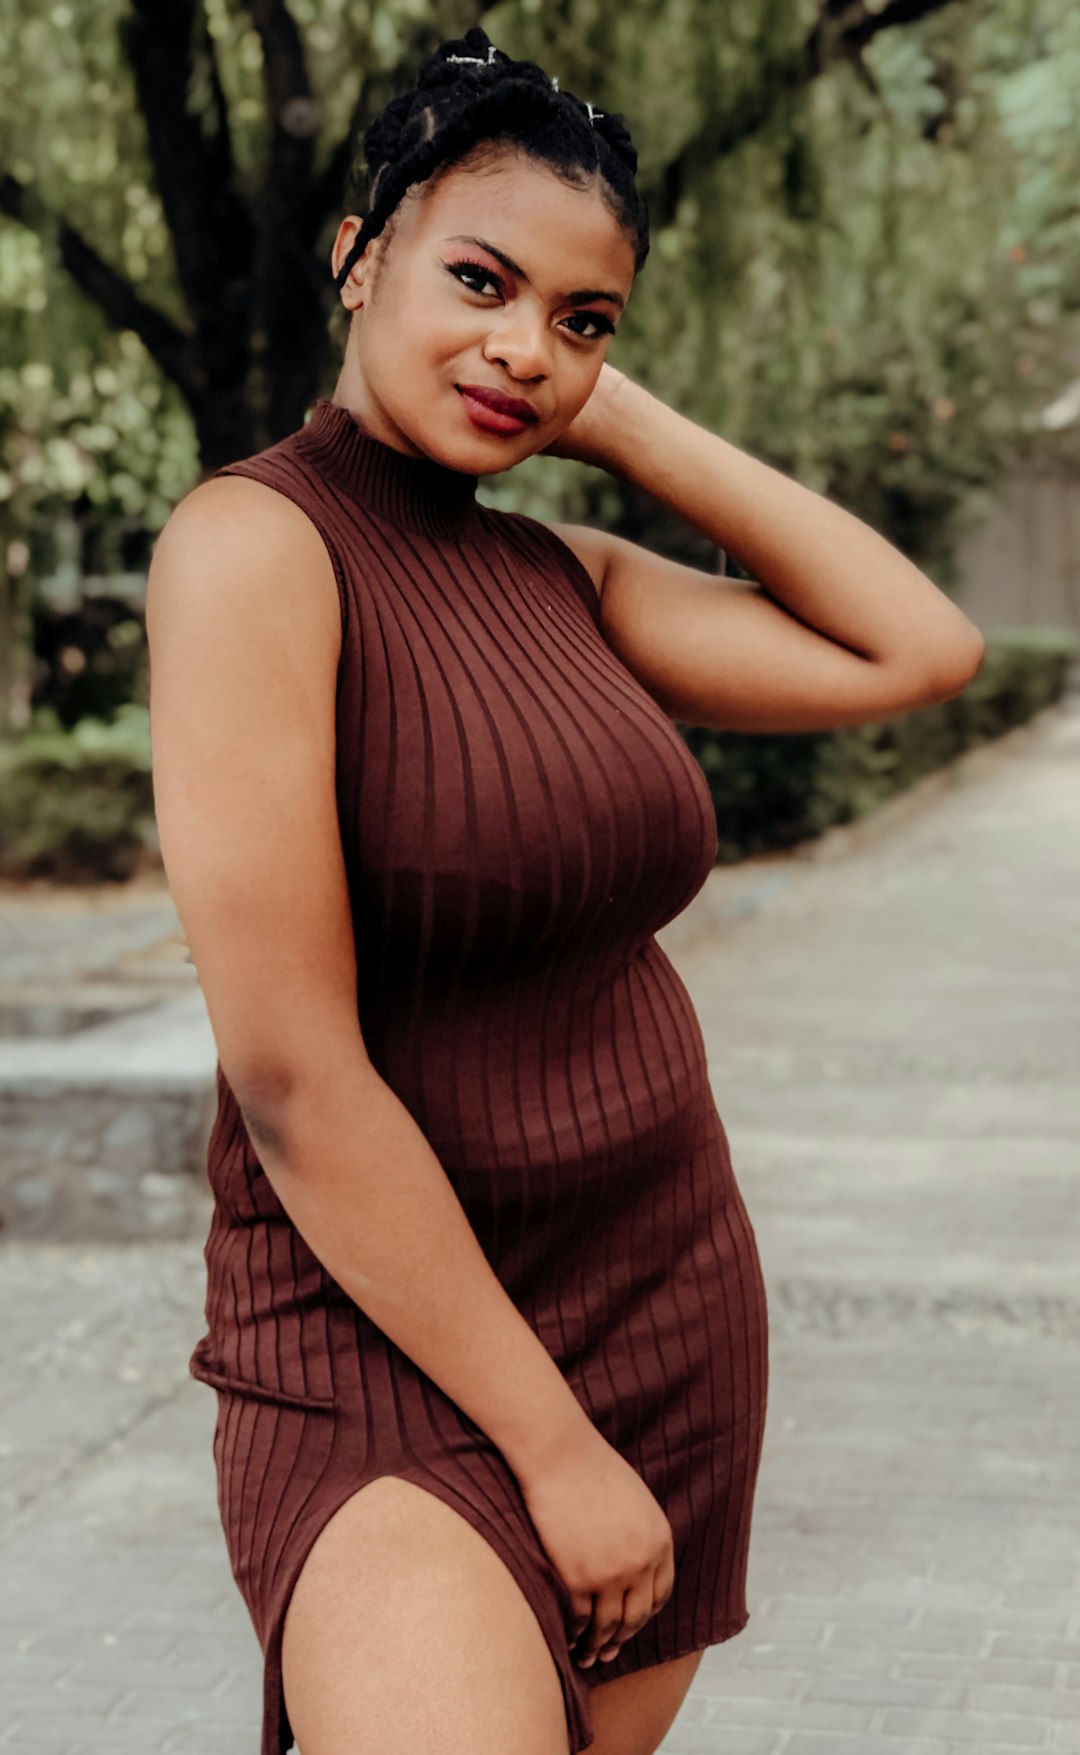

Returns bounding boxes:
[444,257,618,340]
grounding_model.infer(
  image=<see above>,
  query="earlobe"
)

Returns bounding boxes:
[335,257,365,310]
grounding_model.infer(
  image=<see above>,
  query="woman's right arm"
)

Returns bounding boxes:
[146,478,675,1666]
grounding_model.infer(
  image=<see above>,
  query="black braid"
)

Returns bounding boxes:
[333,26,649,293]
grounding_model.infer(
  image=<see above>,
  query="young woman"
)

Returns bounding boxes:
[147,26,984,1755]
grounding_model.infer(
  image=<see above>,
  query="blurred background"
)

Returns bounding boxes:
[0,4,1077,1752]
[1,0,1080,880]
[2,0,1080,883]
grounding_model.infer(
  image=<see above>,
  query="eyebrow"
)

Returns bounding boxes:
[445,234,626,310]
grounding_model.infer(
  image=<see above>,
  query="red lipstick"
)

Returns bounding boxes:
[456,384,539,435]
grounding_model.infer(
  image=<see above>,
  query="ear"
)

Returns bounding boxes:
[333,215,369,306]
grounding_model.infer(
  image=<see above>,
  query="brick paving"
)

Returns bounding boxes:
[0,702,1077,1753]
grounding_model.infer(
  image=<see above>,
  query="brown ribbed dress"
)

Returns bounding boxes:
[188,396,769,1755]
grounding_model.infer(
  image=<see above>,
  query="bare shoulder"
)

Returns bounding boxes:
[539,520,614,608]
[170,469,319,524]
[161,472,338,583]
[149,472,342,662]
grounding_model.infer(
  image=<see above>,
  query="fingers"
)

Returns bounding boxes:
[572,1575,659,1668]
[608,1576,656,1656]
[652,1553,675,1615]
[567,1589,593,1653]
[573,1586,624,1668]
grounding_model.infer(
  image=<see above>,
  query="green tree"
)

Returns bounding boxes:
[1,0,1079,733]
[2,0,988,471]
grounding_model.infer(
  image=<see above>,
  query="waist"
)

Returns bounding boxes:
[365,939,708,1175]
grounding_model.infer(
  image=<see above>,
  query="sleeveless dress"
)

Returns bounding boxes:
[187,396,769,1755]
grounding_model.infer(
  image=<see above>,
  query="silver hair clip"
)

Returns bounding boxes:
[446,52,603,124]
[553,74,604,125]
[447,47,498,65]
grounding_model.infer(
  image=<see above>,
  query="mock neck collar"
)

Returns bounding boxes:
[294,398,483,541]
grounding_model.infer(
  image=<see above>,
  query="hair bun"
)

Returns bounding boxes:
[418,26,509,93]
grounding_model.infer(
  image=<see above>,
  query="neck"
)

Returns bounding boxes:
[294,399,484,541]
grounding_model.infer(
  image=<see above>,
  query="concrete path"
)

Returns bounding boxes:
[1,703,1077,1754]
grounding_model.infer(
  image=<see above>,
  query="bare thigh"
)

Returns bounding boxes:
[587,1648,706,1755]
[281,1475,571,1755]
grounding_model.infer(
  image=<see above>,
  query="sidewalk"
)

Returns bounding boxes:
[1,703,1077,1754]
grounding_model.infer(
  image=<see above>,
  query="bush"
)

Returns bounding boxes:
[0,703,155,882]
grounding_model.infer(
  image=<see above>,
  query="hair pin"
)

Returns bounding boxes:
[446,47,498,65]
[445,52,602,124]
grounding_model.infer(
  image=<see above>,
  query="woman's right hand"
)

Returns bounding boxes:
[517,1426,676,1668]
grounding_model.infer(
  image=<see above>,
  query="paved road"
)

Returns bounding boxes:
[1,704,1077,1754]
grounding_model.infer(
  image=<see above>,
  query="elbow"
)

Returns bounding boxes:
[930,627,987,702]
[909,624,986,707]
[237,1092,293,1164]
[230,1033,377,1160]
[872,627,986,716]
[229,1050,303,1117]
[230,1061,302,1161]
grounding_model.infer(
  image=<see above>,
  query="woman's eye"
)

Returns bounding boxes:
[563,312,617,340]
[446,260,501,298]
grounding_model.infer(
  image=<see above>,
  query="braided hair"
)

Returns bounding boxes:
[333,26,649,297]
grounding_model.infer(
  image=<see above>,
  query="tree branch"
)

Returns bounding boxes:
[836,0,970,53]
[244,0,320,207]
[647,0,972,227]
[0,171,199,396]
[121,0,254,340]
[241,0,330,431]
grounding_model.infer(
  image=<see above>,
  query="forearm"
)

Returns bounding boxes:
[598,376,984,674]
[238,1056,596,1481]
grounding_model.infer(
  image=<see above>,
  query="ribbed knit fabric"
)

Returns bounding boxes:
[188,396,769,1755]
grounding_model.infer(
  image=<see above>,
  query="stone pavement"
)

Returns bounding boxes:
[0,702,1077,1753]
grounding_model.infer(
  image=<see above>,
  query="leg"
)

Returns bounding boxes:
[281,1474,572,1755]
[586,1649,706,1755]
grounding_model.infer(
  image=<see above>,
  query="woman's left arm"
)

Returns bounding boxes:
[546,368,986,733]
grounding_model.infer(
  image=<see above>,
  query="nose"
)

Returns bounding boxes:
[483,311,551,382]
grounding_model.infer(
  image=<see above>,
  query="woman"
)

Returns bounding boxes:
[147,26,984,1755]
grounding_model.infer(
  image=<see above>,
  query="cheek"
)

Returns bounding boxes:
[362,299,441,373]
[570,361,606,404]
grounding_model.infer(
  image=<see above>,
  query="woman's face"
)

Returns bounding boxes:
[331,149,636,472]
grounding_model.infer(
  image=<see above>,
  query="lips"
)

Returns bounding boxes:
[456,384,539,423]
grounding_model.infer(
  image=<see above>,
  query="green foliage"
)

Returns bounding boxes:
[3,0,1080,569]
[0,360,198,580]
[0,0,200,563]
[0,702,154,881]
[2,0,1080,834]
